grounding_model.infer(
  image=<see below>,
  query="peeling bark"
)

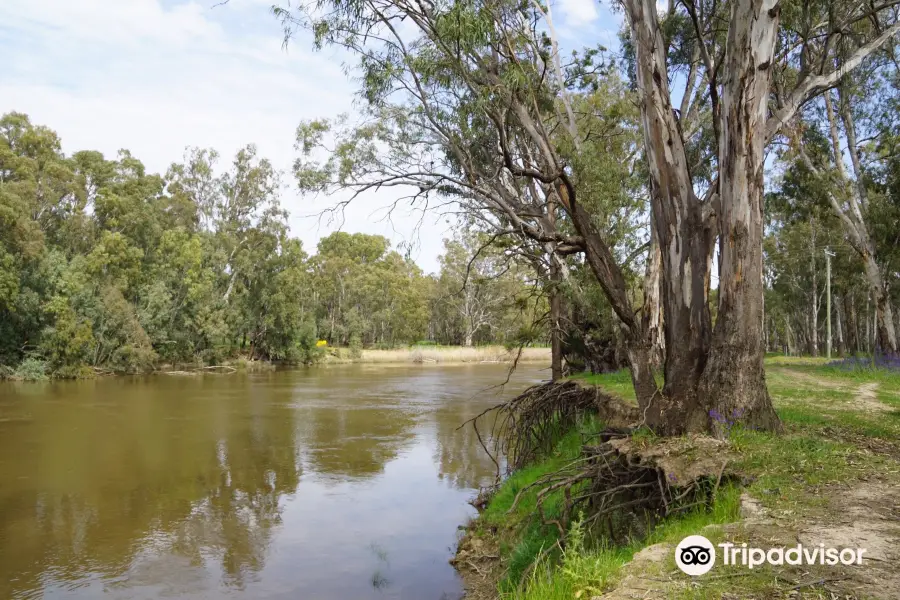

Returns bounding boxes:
[641,224,664,368]
[622,0,715,433]
[696,0,782,434]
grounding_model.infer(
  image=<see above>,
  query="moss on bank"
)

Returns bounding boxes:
[457,358,900,599]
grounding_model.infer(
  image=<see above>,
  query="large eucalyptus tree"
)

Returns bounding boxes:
[276,0,900,434]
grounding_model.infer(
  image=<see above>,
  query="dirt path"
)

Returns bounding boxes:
[779,368,849,390]
[780,368,888,413]
[595,484,900,600]
[853,382,889,413]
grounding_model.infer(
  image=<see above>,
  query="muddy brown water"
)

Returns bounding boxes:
[0,363,547,599]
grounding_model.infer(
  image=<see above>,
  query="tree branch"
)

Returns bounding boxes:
[766,20,900,143]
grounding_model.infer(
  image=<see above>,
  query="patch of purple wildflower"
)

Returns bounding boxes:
[709,407,747,435]
[826,353,900,372]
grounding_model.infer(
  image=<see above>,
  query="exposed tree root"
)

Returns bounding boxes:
[460,379,738,544]
[512,434,737,540]
[459,379,639,477]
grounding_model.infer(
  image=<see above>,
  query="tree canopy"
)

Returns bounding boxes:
[0,112,544,379]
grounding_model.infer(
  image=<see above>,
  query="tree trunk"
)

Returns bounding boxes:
[864,254,898,353]
[622,0,714,433]
[549,199,564,381]
[696,0,782,434]
[835,296,845,357]
[866,294,872,354]
[785,317,795,356]
[844,293,859,356]
[549,276,563,380]
[808,219,818,356]
[556,187,661,414]
[641,223,665,369]
[823,90,897,354]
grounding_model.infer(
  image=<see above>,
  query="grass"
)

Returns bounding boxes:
[570,369,637,403]
[478,416,605,587]
[469,355,900,600]
[496,485,744,600]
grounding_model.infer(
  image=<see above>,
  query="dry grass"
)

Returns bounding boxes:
[325,345,551,364]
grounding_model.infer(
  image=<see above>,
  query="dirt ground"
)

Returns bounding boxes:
[593,482,900,600]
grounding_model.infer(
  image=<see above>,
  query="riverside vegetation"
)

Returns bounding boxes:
[270,0,900,593]
[0,112,550,380]
[455,356,900,599]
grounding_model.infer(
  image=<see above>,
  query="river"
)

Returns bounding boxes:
[0,363,546,599]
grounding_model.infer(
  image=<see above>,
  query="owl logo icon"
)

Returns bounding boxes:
[675,535,715,576]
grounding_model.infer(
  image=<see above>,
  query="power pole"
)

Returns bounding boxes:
[825,248,836,359]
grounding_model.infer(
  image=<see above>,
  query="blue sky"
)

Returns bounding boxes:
[1,0,625,273]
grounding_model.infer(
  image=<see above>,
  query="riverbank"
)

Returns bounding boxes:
[1,345,551,380]
[454,357,900,599]
[322,345,551,365]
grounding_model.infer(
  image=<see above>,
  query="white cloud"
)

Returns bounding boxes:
[556,0,599,24]
[0,0,449,272]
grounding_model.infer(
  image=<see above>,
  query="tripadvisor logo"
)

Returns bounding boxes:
[675,535,868,576]
[675,535,716,576]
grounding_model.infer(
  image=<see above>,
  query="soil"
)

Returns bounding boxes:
[451,529,504,600]
[852,382,889,413]
[592,482,900,600]
[606,434,737,485]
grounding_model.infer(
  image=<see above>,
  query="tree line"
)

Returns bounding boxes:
[0,112,544,379]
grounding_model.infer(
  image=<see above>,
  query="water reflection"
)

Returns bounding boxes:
[0,364,545,599]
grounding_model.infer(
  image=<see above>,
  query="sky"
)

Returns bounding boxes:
[0,0,625,274]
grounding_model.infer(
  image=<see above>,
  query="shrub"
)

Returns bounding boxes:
[349,334,363,359]
[294,319,326,365]
[14,357,49,381]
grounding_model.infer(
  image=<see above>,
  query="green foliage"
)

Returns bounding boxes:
[431,231,544,347]
[0,111,544,378]
[13,357,48,381]
[293,318,326,365]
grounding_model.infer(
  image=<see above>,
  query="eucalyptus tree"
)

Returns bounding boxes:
[780,68,899,353]
[278,3,667,422]
[311,231,431,346]
[431,231,541,347]
[617,0,900,431]
[275,0,900,434]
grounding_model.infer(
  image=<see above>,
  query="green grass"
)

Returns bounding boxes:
[501,486,743,600]
[477,358,900,600]
[570,369,637,403]
[479,416,605,588]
